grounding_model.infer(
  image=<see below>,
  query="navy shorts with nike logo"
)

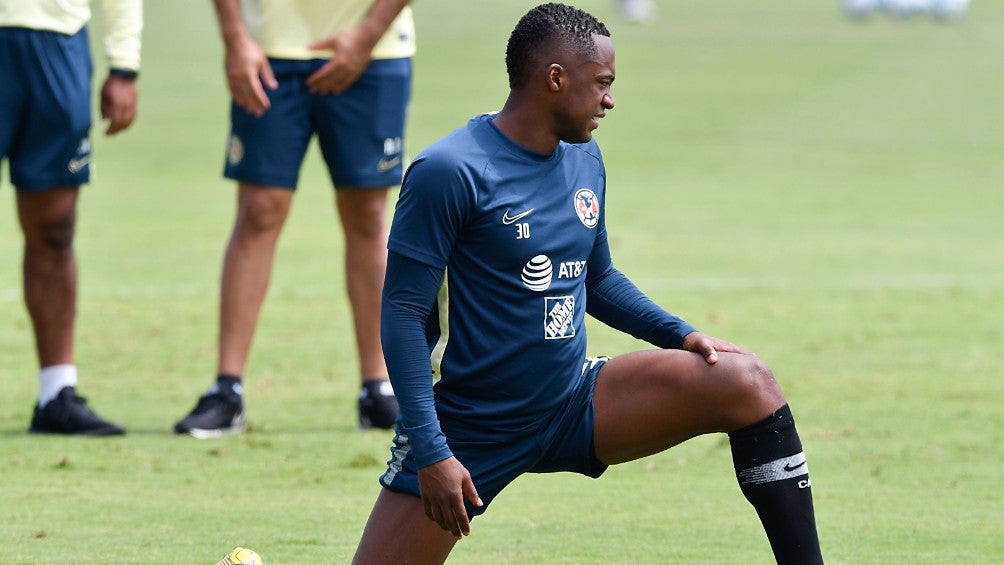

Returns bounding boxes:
[223,57,411,190]
[0,27,92,192]
[380,356,611,518]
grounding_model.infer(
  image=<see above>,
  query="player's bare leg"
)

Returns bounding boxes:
[17,187,79,367]
[593,349,823,564]
[353,489,458,565]
[336,187,397,428]
[335,187,389,381]
[592,349,784,462]
[19,187,125,435]
[175,183,293,437]
[217,183,292,376]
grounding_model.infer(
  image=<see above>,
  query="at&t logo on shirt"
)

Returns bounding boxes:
[521,255,553,291]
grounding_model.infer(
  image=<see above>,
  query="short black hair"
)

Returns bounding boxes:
[505,3,611,89]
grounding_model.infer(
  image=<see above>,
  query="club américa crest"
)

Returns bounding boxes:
[574,188,599,228]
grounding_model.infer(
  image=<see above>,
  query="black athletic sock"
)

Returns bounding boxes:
[215,374,243,400]
[729,404,823,565]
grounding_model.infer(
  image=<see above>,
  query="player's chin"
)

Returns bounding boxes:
[562,129,595,144]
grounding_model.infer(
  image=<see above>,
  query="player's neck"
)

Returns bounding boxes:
[493,100,559,155]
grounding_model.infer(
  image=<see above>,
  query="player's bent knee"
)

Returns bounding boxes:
[731,355,784,410]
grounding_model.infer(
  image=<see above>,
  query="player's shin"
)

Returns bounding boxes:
[728,404,823,565]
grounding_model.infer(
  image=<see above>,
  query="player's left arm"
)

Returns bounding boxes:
[306,0,410,94]
[99,0,142,135]
[585,236,749,364]
[585,258,693,349]
[585,262,749,364]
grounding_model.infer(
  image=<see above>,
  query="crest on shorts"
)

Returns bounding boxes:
[227,135,244,166]
[573,188,599,229]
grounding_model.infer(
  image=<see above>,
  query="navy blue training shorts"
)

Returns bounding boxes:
[223,57,411,190]
[380,356,611,518]
[0,27,93,191]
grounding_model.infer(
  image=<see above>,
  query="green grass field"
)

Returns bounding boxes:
[2,0,1002,562]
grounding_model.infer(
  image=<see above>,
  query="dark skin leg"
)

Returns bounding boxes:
[352,489,457,565]
[352,339,785,565]
[593,348,786,465]
[17,187,79,367]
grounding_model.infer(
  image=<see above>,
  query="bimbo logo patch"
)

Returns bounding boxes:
[544,296,575,339]
[574,188,599,228]
[521,255,553,291]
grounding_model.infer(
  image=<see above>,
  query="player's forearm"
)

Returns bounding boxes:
[381,320,452,468]
[355,0,410,50]
[586,266,697,349]
[382,252,454,467]
[212,0,251,47]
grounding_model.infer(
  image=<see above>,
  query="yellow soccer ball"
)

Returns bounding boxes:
[217,547,262,565]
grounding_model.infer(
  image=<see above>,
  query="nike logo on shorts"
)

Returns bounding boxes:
[376,156,402,173]
[68,155,93,173]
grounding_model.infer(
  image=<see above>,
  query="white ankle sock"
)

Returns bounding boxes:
[38,364,78,407]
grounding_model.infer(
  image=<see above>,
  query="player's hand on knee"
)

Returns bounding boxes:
[682,331,750,364]
[418,457,483,538]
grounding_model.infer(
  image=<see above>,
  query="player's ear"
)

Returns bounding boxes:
[547,64,564,92]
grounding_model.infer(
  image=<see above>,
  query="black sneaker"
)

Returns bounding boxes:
[29,386,126,436]
[173,392,246,439]
[358,379,398,429]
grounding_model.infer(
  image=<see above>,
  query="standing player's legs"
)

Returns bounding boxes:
[174,58,313,437]
[172,184,293,437]
[16,188,78,369]
[592,349,822,564]
[317,57,411,429]
[19,188,123,436]
[218,184,293,378]
[335,187,389,383]
[6,27,87,373]
[335,186,396,428]
[353,489,458,565]
[6,27,124,435]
